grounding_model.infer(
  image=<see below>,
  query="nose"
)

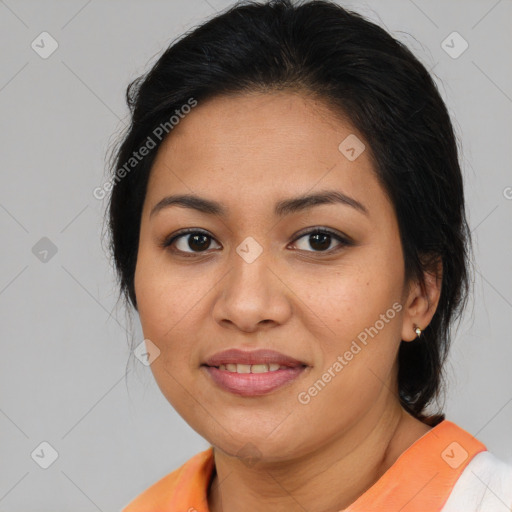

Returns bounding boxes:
[212,248,293,333]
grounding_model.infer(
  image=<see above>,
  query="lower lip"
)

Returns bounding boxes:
[203,366,306,396]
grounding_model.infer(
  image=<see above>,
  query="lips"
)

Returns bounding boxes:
[203,348,307,368]
[202,348,309,397]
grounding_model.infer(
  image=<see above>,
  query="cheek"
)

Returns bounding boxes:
[296,265,376,331]
[134,256,199,406]
[134,248,184,325]
[133,250,215,366]
[302,260,403,361]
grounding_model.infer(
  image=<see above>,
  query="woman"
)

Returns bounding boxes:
[106,0,512,509]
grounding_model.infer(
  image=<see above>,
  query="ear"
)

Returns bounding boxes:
[401,257,443,342]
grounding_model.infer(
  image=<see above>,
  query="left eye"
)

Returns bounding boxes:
[291,229,348,253]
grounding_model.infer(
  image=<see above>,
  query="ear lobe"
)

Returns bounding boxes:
[400,257,443,342]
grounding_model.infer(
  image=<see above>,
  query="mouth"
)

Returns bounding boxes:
[205,362,301,373]
[201,348,309,396]
[203,347,307,368]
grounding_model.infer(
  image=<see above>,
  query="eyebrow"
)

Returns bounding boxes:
[149,190,369,219]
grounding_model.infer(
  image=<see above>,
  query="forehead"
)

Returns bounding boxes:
[144,91,389,220]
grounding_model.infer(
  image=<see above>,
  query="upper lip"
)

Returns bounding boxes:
[203,348,307,368]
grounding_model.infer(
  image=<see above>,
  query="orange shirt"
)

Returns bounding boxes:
[122,420,487,511]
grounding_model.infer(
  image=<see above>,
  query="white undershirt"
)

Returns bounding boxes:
[441,451,512,511]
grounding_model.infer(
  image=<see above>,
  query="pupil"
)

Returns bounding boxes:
[189,234,210,252]
[310,233,331,251]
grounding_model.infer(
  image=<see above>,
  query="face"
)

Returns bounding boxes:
[134,91,412,462]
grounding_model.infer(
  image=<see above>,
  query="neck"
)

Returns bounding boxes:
[208,401,431,512]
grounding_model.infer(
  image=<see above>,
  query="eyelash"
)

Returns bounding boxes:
[160,227,353,257]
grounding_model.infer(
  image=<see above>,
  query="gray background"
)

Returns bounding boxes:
[1,0,511,510]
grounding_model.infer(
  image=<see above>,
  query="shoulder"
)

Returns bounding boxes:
[120,447,214,512]
[442,451,512,511]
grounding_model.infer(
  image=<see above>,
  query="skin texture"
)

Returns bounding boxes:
[134,91,443,512]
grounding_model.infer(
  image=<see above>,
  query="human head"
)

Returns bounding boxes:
[106,0,472,433]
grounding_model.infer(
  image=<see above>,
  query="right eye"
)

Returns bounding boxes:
[161,229,222,256]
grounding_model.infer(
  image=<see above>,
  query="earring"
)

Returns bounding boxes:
[414,325,422,338]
